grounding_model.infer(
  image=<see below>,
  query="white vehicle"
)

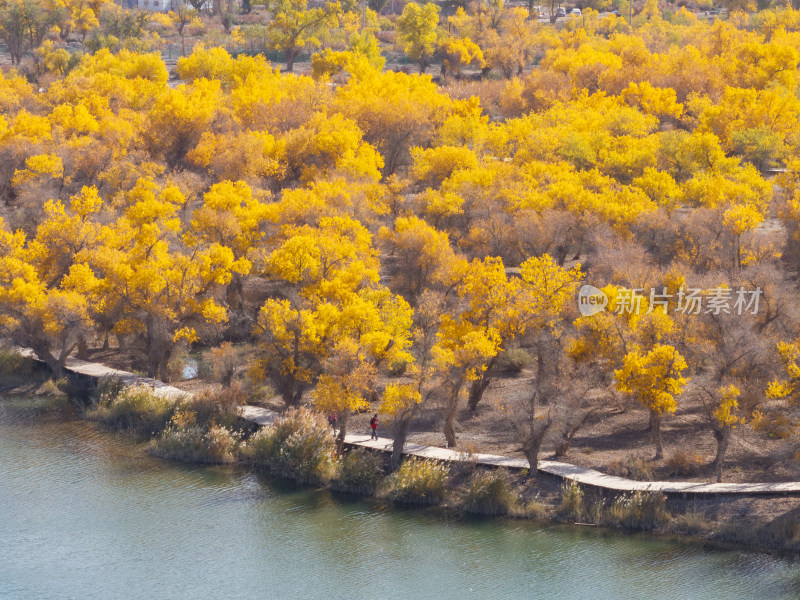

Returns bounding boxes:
[556,6,566,17]
[571,7,582,15]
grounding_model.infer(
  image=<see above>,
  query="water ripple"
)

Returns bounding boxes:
[2,395,799,600]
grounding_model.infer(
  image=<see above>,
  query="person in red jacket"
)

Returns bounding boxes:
[328,412,338,436]
[369,413,379,440]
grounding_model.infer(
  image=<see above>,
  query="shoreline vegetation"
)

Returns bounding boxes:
[2,351,799,556]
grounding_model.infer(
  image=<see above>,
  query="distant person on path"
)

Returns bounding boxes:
[369,414,379,440]
[328,413,338,436]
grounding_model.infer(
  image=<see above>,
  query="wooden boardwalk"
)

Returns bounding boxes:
[17,348,189,401]
[239,406,800,498]
[18,349,800,499]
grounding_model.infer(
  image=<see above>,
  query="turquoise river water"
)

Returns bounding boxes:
[2,395,799,600]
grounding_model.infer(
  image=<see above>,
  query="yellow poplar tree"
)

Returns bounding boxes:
[95,179,236,381]
[615,344,689,459]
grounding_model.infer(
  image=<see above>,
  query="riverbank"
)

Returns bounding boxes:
[2,351,799,556]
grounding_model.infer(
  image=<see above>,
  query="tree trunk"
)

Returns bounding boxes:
[76,335,89,360]
[712,427,730,483]
[650,411,663,459]
[279,380,303,408]
[226,274,245,316]
[336,411,349,454]
[554,409,595,457]
[286,47,297,72]
[443,383,462,448]
[159,350,171,383]
[32,343,64,379]
[523,432,546,474]
[149,347,171,382]
[467,372,492,413]
[391,410,413,469]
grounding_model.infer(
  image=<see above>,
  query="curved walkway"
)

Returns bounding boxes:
[239,406,800,498]
[20,349,800,499]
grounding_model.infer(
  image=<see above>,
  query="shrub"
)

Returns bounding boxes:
[166,349,192,381]
[557,480,584,521]
[494,348,532,373]
[388,458,449,505]
[606,490,669,530]
[751,408,797,440]
[36,378,67,397]
[93,376,125,403]
[242,407,337,485]
[178,385,245,430]
[665,451,704,477]
[462,469,517,515]
[150,423,241,464]
[209,342,240,386]
[333,448,384,494]
[520,498,550,519]
[673,505,707,535]
[90,384,175,436]
[0,349,34,377]
[607,454,654,481]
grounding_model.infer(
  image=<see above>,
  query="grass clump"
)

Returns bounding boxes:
[180,385,245,429]
[557,480,585,522]
[333,448,384,495]
[462,468,517,515]
[672,504,708,535]
[36,378,67,397]
[606,490,669,530]
[665,451,704,477]
[242,407,336,485]
[388,458,449,505]
[149,388,246,464]
[89,383,175,436]
[607,454,655,481]
[151,423,241,464]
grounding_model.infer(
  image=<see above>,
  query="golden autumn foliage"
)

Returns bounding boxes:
[4,3,800,468]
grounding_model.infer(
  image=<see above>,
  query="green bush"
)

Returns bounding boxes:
[150,424,241,464]
[388,458,449,505]
[333,448,384,494]
[557,480,585,521]
[462,468,517,515]
[90,384,175,436]
[242,407,337,485]
[606,490,669,530]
